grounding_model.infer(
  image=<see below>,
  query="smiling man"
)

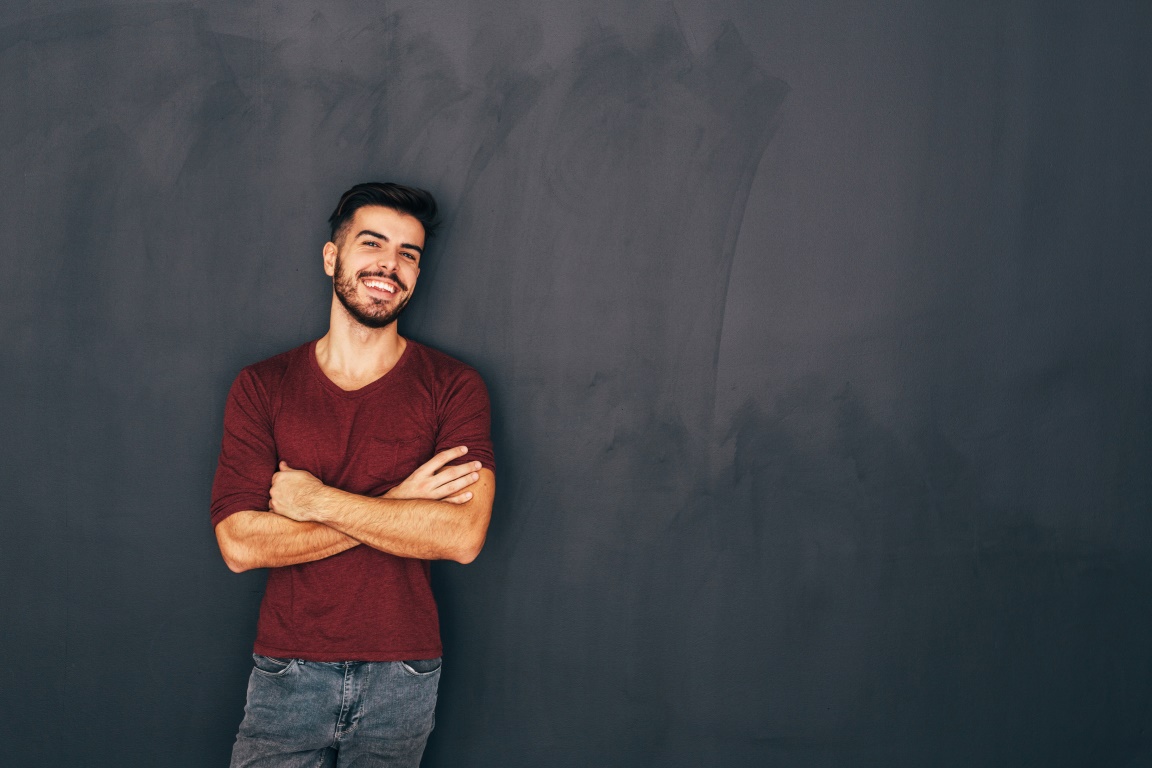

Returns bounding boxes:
[210,182,495,767]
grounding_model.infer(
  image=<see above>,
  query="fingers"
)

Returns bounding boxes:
[411,464,480,501]
[387,450,482,502]
[444,491,474,505]
[440,470,480,496]
[422,446,469,474]
[434,460,482,484]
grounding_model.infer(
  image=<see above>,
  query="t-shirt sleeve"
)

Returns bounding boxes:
[435,367,496,473]
[210,369,277,527]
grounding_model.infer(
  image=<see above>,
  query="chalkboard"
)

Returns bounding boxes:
[1,2,1150,766]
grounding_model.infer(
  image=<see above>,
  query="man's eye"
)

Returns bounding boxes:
[363,241,380,247]
[403,253,417,261]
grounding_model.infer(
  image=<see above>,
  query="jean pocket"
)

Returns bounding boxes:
[400,658,442,677]
[252,654,295,677]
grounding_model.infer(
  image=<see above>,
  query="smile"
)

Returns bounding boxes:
[362,278,398,294]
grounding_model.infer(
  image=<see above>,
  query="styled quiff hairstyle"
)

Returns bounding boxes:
[327,182,439,244]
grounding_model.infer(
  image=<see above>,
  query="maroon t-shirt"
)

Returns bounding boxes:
[210,339,495,661]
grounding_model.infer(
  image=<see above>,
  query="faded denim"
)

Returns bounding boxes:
[229,654,441,767]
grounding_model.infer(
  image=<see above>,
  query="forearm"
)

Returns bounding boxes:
[311,470,494,563]
[215,509,360,573]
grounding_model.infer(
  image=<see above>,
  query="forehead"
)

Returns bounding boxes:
[346,205,426,247]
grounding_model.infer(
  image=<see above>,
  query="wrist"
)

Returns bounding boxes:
[307,484,341,524]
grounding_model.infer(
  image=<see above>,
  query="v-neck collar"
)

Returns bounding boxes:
[306,338,415,399]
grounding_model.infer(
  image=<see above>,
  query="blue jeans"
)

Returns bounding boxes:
[229,654,441,767]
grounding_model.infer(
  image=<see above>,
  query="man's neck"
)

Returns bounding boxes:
[315,305,408,391]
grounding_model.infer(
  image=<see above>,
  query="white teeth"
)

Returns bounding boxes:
[364,280,396,293]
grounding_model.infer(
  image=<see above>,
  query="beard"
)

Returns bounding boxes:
[332,254,413,329]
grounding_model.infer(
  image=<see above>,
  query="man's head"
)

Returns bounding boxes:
[323,182,439,329]
[327,182,439,245]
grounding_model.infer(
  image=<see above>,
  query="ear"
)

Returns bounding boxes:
[322,241,338,277]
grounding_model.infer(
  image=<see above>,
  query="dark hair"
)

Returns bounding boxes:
[327,182,439,243]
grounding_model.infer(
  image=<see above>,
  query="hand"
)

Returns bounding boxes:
[269,461,326,522]
[384,446,482,504]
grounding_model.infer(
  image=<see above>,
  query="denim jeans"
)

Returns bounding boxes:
[229,654,441,767]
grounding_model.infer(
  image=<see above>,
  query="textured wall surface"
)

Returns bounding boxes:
[2,1,1151,766]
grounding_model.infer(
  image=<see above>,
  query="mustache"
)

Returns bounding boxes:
[357,269,408,292]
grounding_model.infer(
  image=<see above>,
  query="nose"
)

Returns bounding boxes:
[374,245,400,271]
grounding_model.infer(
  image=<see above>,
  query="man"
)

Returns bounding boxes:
[210,182,496,767]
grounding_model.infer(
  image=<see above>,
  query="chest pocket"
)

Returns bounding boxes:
[362,437,428,486]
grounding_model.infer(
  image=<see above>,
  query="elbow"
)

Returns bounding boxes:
[451,543,482,565]
[223,552,253,573]
[449,472,495,564]
[450,472,495,564]
[220,543,253,573]
[216,528,255,573]
[451,526,488,565]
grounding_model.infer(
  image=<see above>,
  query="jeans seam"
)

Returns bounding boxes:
[344,661,371,740]
[335,663,353,739]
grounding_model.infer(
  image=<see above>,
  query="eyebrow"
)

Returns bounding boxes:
[356,229,424,255]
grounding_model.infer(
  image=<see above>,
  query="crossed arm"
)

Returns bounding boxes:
[215,446,494,572]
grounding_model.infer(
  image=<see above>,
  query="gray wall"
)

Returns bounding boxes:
[2,1,1151,766]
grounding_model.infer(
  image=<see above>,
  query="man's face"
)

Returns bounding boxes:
[323,205,425,329]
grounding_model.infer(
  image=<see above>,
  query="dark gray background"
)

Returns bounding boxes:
[2,1,1150,766]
